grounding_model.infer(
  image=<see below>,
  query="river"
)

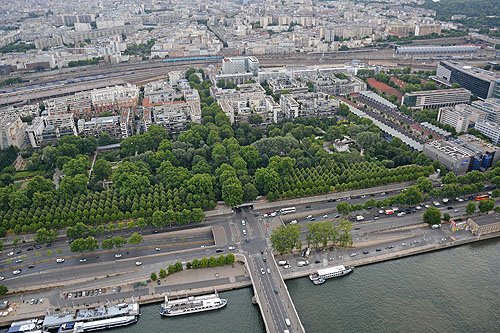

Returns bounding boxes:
[116,238,500,332]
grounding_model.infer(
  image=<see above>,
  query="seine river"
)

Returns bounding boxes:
[116,238,500,332]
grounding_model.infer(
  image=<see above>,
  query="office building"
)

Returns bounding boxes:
[438,104,486,133]
[402,88,471,109]
[436,61,500,100]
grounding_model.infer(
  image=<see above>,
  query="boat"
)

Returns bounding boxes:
[309,265,353,285]
[160,291,227,317]
[41,302,139,332]
[6,319,43,333]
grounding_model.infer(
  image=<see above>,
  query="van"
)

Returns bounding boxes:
[290,220,298,225]
[356,215,364,221]
[285,318,291,327]
[297,260,309,267]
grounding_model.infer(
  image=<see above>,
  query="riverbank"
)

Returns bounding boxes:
[2,230,499,328]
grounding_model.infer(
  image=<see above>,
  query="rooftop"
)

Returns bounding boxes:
[470,214,500,227]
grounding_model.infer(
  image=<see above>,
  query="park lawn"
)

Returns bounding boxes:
[14,170,45,180]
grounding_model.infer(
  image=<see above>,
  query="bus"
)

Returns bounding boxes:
[280,207,296,215]
[475,195,489,201]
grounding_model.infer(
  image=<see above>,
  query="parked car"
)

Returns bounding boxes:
[56,258,65,263]
[114,254,122,258]
[79,258,87,263]
[135,261,142,266]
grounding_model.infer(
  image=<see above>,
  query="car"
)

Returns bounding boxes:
[363,251,369,254]
[46,243,52,247]
[0,277,4,281]
[241,220,246,226]
[433,201,440,206]
[397,212,405,217]
[267,268,271,274]
[447,206,454,210]
[378,210,385,214]
[316,248,320,253]
[323,215,328,218]
[454,209,458,212]
[387,245,394,249]
[16,250,22,254]
[30,299,35,305]
[376,248,381,252]
[152,230,159,234]
[228,246,235,250]
[28,264,35,269]
[114,254,122,258]
[274,288,279,294]
[12,270,21,275]
[135,261,142,266]
[381,192,386,195]
[334,215,340,218]
[401,242,407,246]
[7,251,13,256]
[416,206,422,210]
[305,205,311,208]
[270,212,277,217]
[328,257,335,261]
[306,215,313,220]
[15,259,23,263]
[98,289,102,294]
[458,198,464,202]
[27,247,33,251]
[245,237,249,243]
[260,268,265,275]
[354,227,360,230]
[361,195,366,198]
[262,256,267,262]
[157,280,161,285]
[322,248,326,252]
[155,247,161,251]
[283,264,290,269]
[350,253,357,257]
[242,229,247,235]
[329,247,334,251]
[315,260,321,264]
[310,218,316,221]
[215,248,224,253]
[79,258,87,263]
[56,258,65,263]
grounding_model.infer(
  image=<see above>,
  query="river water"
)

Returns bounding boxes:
[116,238,500,332]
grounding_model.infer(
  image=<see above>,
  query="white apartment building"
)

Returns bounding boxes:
[143,103,191,134]
[77,116,121,138]
[471,99,500,125]
[474,122,500,145]
[221,56,260,76]
[278,94,300,123]
[25,113,77,147]
[438,104,486,133]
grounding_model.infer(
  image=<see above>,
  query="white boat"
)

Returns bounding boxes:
[160,292,227,317]
[309,265,353,285]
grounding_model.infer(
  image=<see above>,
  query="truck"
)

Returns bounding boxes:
[297,260,309,267]
[278,260,290,266]
[385,209,394,215]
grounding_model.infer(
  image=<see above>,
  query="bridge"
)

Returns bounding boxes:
[235,207,305,333]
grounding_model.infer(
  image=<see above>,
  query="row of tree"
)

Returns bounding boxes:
[70,233,143,252]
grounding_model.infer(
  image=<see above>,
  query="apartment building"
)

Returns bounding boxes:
[438,104,486,133]
[77,116,121,138]
[90,84,139,113]
[474,122,500,145]
[414,24,441,36]
[143,81,182,105]
[402,88,471,109]
[0,116,26,149]
[221,56,260,76]
[471,99,500,124]
[25,113,77,147]
[143,102,191,134]
[278,94,300,122]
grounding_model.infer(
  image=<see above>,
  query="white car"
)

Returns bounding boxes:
[323,215,328,218]
[241,220,246,226]
[0,276,4,281]
[135,261,142,266]
[401,242,407,246]
[12,270,21,275]
[260,268,265,275]
[416,206,422,210]
[378,210,385,214]
[424,204,430,208]
[7,251,14,256]
[267,268,271,274]
[283,264,291,269]
[155,248,161,251]
[270,212,277,217]
[56,258,65,263]
[79,258,87,263]
[228,246,235,250]
[114,254,122,258]
[433,201,440,206]
[350,253,357,257]
[242,229,247,235]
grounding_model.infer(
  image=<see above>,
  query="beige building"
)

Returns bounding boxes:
[415,24,441,36]
[467,214,500,236]
[0,117,26,149]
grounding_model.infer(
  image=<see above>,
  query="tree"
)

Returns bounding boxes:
[168,265,176,274]
[0,285,7,296]
[150,272,157,281]
[222,178,243,207]
[192,258,200,269]
[93,159,112,181]
[152,210,166,228]
[336,202,351,216]
[159,269,167,278]
[174,261,183,271]
[443,213,451,222]
[478,199,495,213]
[102,239,114,250]
[403,186,423,205]
[423,207,441,225]
[200,257,209,268]
[128,232,143,246]
[35,228,57,243]
[466,202,476,216]
[112,236,127,248]
[416,177,433,193]
[225,253,235,265]
[217,255,226,266]
[270,224,302,255]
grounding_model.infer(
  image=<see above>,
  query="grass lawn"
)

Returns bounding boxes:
[14,170,45,180]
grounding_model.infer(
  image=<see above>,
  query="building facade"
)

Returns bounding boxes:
[402,88,471,109]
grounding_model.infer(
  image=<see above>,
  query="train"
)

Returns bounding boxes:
[163,56,222,62]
